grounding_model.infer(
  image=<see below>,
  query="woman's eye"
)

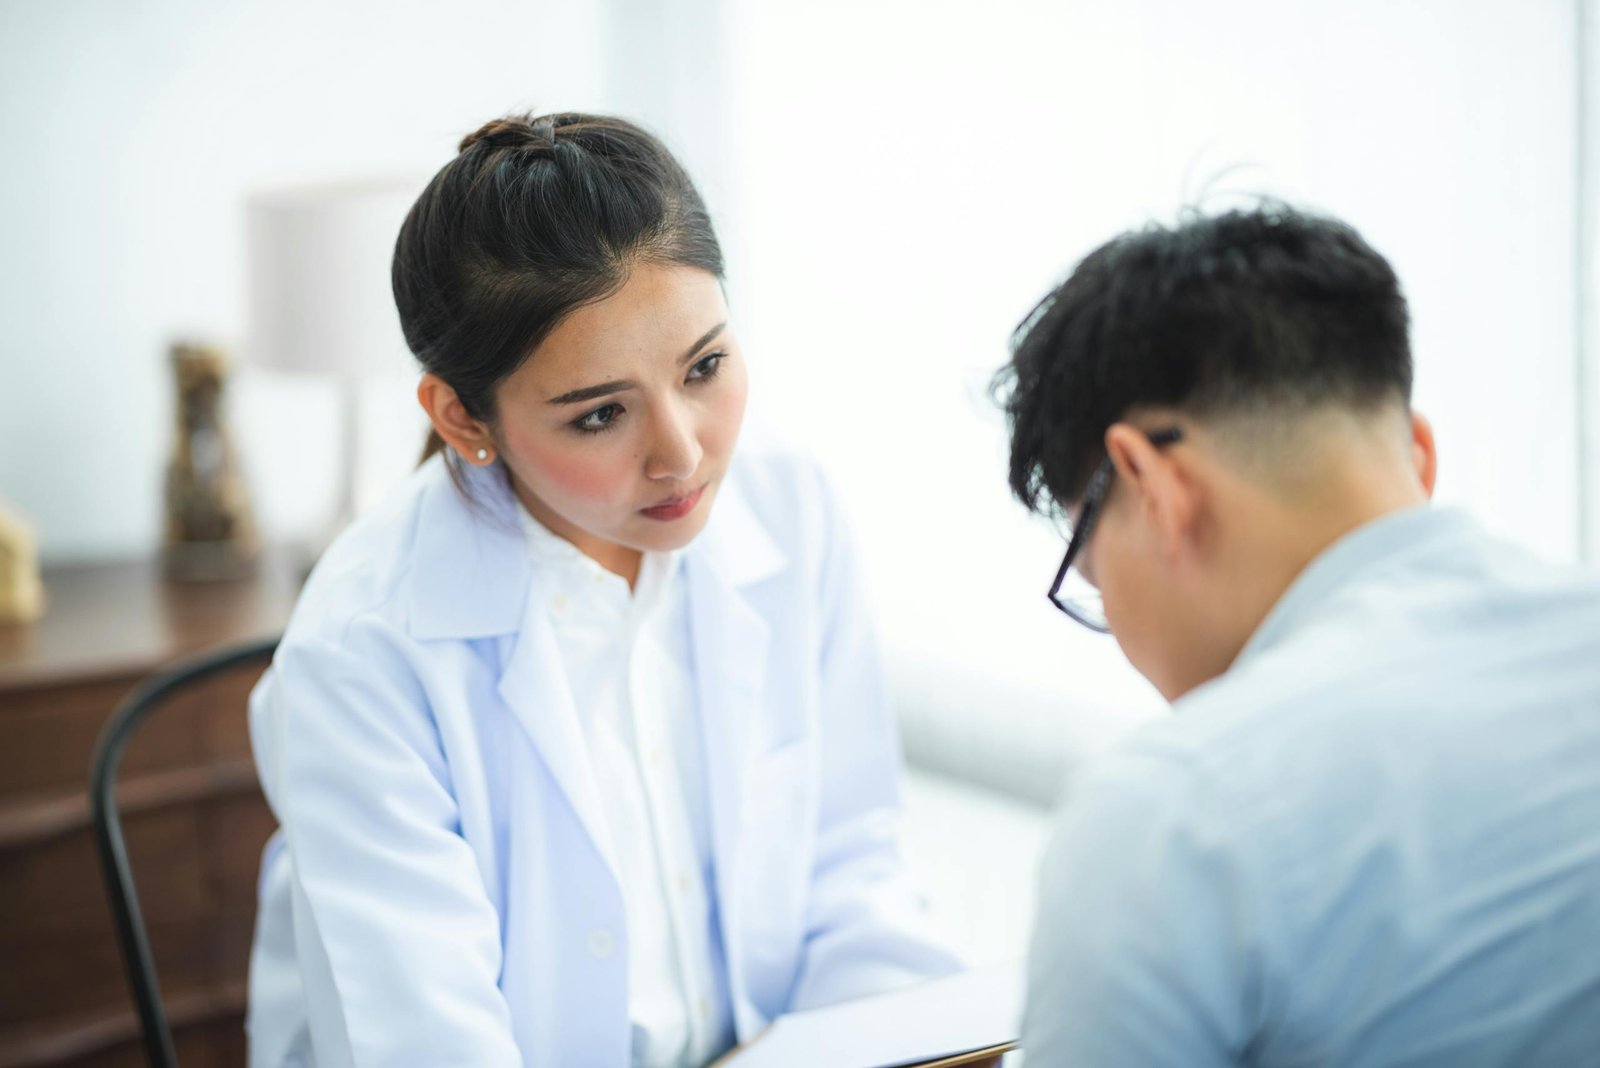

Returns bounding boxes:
[574,404,623,434]
[687,352,724,382]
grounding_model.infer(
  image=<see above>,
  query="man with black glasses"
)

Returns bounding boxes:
[993,205,1600,1066]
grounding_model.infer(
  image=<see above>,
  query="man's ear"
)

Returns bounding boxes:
[1410,409,1438,498]
[417,373,496,463]
[1104,422,1200,561]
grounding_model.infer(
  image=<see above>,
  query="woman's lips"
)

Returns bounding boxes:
[640,484,706,522]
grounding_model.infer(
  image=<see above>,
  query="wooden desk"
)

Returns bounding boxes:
[0,555,301,1068]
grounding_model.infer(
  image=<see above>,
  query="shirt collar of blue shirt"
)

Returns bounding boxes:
[1236,504,1479,667]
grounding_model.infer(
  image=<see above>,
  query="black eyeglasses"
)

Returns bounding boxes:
[1047,426,1185,632]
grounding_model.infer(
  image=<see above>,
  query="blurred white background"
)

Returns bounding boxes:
[3,0,1596,964]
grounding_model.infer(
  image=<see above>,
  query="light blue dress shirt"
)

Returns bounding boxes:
[1023,506,1600,1066]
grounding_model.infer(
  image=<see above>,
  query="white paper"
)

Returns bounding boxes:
[721,961,1024,1068]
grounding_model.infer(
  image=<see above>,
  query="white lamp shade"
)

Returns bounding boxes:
[246,178,425,380]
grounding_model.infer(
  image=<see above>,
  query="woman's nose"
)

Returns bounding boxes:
[645,404,702,481]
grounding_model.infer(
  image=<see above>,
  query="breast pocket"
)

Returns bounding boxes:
[742,741,813,832]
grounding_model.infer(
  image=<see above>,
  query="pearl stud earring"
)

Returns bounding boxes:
[476,448,489,461]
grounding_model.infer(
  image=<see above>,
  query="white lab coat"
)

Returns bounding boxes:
[246,438,960,1067]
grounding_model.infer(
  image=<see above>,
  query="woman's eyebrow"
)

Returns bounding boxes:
[677,321,728,365]
[548,379,632,405]
[546,321,729,405]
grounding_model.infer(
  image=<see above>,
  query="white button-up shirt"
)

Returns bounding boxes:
[517,508,734,1068]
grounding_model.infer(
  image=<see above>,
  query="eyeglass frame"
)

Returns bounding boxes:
[1047,426,1185,632]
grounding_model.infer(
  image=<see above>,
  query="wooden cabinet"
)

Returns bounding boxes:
[0,556,301,1067]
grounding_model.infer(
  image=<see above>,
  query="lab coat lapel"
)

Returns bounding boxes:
[407,457,621,883]
[686,479,785,1035]
[688,557,768,868]
[495,582,621,883]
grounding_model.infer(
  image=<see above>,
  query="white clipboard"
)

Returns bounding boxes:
[716,960,1024,1068]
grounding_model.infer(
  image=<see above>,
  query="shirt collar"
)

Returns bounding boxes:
[1236,504,1479,666]
[515,503,592,568]
[515,500,684,616]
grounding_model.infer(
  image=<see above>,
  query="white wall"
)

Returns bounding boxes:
[1582,0,1600,562]
[0,0,618,559]
[720,0,1582,793]
[2,0,1586,799]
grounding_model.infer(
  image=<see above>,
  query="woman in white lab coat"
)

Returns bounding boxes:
[245,112,959,1067]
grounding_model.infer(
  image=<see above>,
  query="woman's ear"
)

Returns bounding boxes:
[417,373,496,464]
[1410,409,1438,498]
[1104,422,1201,562]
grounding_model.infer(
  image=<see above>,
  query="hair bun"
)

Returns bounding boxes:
[458,115,557,153]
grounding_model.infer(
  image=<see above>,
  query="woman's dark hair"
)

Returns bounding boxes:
[993,203,1412,516]
[393,111,724,492]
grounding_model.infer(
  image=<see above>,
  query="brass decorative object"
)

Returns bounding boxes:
[163,342,259,581]
[0,496,45,623]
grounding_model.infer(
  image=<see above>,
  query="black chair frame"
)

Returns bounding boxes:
[88,636,280,1068]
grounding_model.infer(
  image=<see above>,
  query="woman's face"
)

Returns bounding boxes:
[489,262,748,575]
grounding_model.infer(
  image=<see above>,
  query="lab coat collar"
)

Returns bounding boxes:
[407,456,530,641]
[406,455,788,641]
[691,469,787,590]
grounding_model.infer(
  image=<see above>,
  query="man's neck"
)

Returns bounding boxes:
[1201,453,1430,692]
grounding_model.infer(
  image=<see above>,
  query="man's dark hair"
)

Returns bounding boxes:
[993,204,1412,515]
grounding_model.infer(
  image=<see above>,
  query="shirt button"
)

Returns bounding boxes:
[699,997,710,1019]
[552,593,570,614]
[677,874,691,897]
[586,928,616,959]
